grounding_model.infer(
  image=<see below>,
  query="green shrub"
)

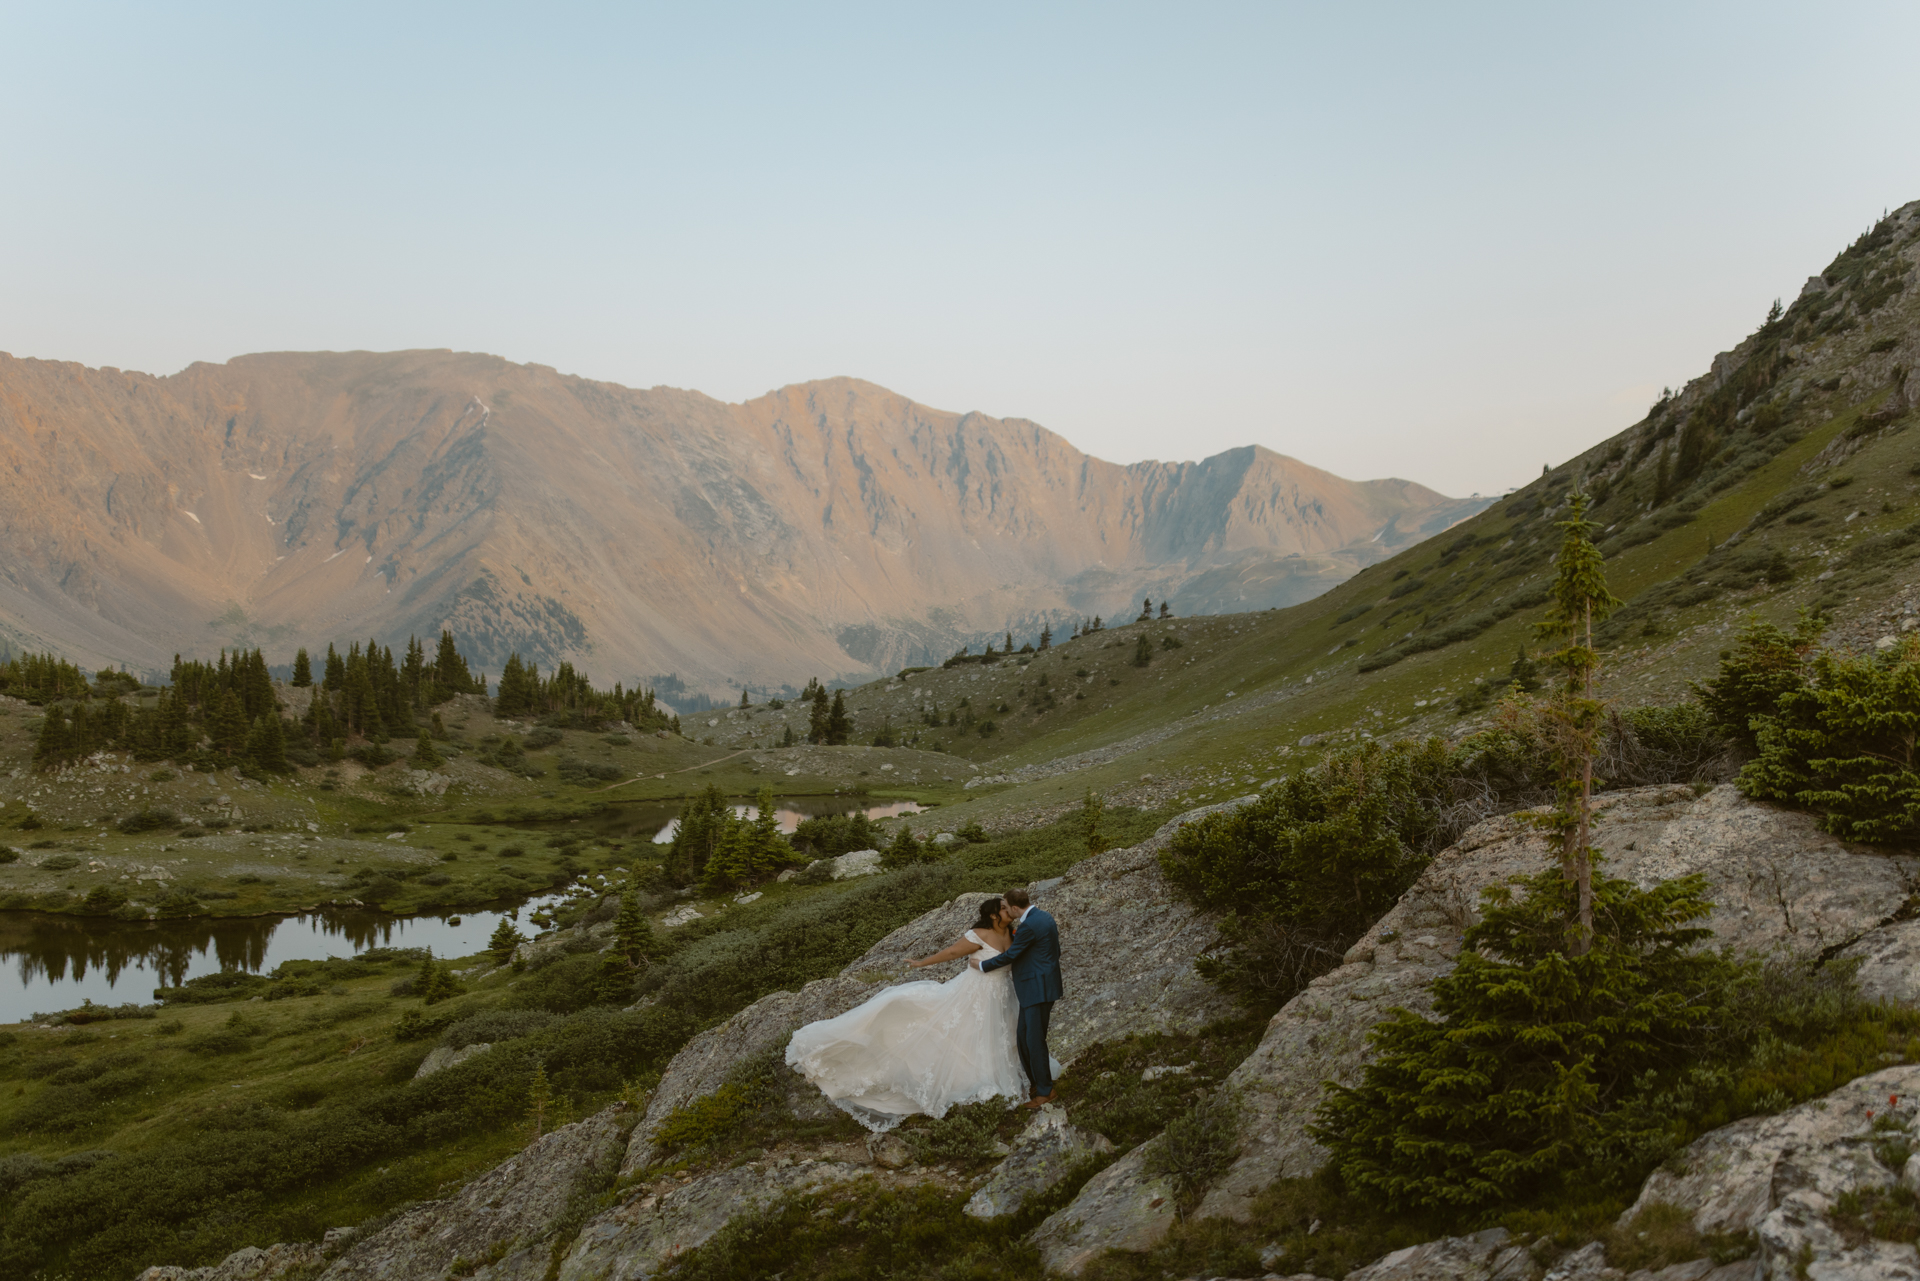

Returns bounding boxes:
[1160,740,1451,1002]
[1145,1092,1242,1215]
[1740,636,1920,844]
[1314,869,1735,1213]
[1693,612,1826,750]
[899,1099,1016,1167]
[116,808,178,834]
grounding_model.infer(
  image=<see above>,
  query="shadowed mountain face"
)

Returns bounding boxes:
[0,351,1487,689]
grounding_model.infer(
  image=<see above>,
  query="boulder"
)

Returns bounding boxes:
[1340,1227,1536,1280]
[829,849,883,879]
[401,770,452,797]
[964,1105,1114,1220]
[413,1041,492,1079]
[135,1243,324,1281]
[867,1132,914,1170]
[1195,785,1917,1223]
[1030,1146,1176,1275]
[557,1160,865,1280]
[319,1106,630,1281]
[661,905,703,928]
[621,799,1244,1176]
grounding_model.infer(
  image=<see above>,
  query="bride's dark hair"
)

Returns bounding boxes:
[971,896,1004,932]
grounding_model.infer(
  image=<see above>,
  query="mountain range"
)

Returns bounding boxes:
[0,351,1486,691]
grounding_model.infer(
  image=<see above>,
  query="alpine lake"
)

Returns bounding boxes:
[1,795,924,1023]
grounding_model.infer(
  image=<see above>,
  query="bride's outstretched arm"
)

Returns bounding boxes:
[907,935,983,968]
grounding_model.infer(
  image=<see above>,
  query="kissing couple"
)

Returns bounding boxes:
[785,887,1063,1131]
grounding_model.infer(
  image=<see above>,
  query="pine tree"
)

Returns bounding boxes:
[32,708,71,771]
[1503,646,1541,694]
[323,643,346,693]
[243,649,275,721]
[780,724,795,748]
[613,880,655,964]
[1159,601,1172,619]
[748,786,788,877]
[1138,597,1152,622]
[412,729,442,768]
[1534,493,1623,954]
[488,917,527,964]
[739,688,750,708]
[1038,625,1052,651]
[808,689,831,744]
[420,950,460,1004]
[495,653,539,718]
[1132,635,1153,667]
[526,1060,552,1138]
[291,648,313,687]
[880,822,927,869]
[701,818,754,894]
[595,945,637,1006]
[826,690,852,746]
[1081,788,1107,855]
[246,714,290,773]
[211,688,248,754]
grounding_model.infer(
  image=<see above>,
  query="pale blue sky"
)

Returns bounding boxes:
[4,3,1918,495]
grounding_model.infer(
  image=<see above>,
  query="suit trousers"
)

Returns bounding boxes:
[1016,1000,1055,1098]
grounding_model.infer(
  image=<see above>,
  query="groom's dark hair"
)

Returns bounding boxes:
[1003,888,1031,910]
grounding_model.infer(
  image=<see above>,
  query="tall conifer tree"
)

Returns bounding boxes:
[1535,493,1623,954]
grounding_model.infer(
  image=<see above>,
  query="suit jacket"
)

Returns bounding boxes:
[979,907,1062,1007]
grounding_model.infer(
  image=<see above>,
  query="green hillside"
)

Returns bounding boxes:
[788,201,1920,834]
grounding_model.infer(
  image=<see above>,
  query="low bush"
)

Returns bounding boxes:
[1738,633,1920,843]
[1160,739,1460,1003]
[155,970,270,1005]
[1145,1093,1243,1216]
[115,808,178,834]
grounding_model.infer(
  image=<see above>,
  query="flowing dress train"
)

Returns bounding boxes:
[785,930,1057,1132]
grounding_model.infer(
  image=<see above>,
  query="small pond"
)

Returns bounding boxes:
[0,796,927,1024]
[0,894,574,1025]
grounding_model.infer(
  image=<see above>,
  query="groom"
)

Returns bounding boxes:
[972,887,1061,1107]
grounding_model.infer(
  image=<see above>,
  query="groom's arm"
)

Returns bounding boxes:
[978,921,1038,973]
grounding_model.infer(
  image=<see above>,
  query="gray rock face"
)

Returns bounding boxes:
[1029,1146,1176,1276]
[830,849,882,879]
[135,1243,323,1281]
[414,1041,492,1079]
[558,1161,865,1280]
[964,1105,1114,1219]
[1626,1064,1920,1279]
[1342,1227,1537,1280]
[1840,919,1920,1008]
[622,801,1241,1176]
[319,1106,630,1281]
[1198,785,1916,1222]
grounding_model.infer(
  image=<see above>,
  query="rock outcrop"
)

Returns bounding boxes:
[1043,785,1918,1267]
[558,1160,867,1280]
[1030,1146,1177,1275]
[965,1105,1114,1220]
[621,801,1243,1176]
[135,1243,323,1281]
[414,1041,492,1079]
[318,1106,631,1281]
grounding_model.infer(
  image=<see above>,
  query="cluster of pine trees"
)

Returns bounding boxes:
[799,680,852,746]
[665,785,799,892]
[491,653,666,729]
[20,629,678,774]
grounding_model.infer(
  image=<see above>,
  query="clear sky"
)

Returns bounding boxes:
[4,3,1918,496]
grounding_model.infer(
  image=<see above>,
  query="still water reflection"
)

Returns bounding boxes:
[0,795,928,1025]
[0,896,569,1025]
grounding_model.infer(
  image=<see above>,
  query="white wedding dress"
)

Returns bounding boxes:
[785,930,1060,1132]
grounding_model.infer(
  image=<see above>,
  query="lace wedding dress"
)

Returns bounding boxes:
[786,930,1058,1132]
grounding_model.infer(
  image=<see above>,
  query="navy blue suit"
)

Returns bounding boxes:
[979,907,1061,1098]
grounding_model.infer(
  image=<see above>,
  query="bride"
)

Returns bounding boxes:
[786,896,1055,1131]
